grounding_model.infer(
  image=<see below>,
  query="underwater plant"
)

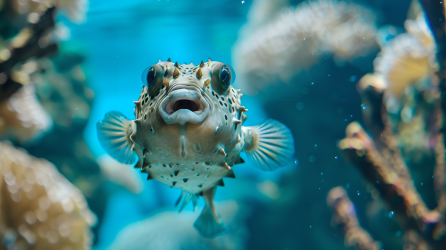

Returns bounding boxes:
[97,59,295,238]
[232,0,378,95]
[329,1,446,249]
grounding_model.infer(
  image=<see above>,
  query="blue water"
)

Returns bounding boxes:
[53,0,417,249]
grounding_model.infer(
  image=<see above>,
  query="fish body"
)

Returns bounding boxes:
[97,59,295,238]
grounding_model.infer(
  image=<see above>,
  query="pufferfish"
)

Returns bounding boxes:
[97,58,295,238]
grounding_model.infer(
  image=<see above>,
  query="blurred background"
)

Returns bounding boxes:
[1,0,435,249]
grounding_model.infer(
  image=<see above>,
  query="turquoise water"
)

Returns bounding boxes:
[56,0,418,249]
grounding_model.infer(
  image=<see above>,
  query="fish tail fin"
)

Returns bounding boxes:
[193,188,228,238]
[243,119,295,171]
[97,111,137,164]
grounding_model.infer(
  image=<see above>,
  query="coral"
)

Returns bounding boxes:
[108,201,247,250]
[374,13,437,102]
[0,141,96,250]
[2,0,87,24]
[0,84,52,143]
[0,0,104,244]
[321,0,446,248]
[0,4,58,103]
[232,0,377,95]
[327,187,379,250]
[331,2,446,246]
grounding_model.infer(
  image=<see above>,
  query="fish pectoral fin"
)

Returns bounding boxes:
[193,204,228,238]
[176,191,199,213]
[243,119,295,171]
[97,111,137,164]
[179,191,194,213]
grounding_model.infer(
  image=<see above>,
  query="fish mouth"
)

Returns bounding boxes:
[159,88,210,125]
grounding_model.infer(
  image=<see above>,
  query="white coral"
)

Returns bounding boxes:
[232,0,377,95]
[373,14,436,100]
[0,84,52,143]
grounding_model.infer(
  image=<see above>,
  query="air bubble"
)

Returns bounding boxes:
[309,155,316,163]
[361,103,367,110]
[389,211,394,218]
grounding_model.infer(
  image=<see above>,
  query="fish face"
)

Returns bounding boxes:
[133,60,243,164]
[159,87,210,125]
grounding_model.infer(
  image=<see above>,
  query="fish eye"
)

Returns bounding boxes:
[211,63,236,94]
[220,65,231,88]
[142,66,156,88]
[141,64,163,97]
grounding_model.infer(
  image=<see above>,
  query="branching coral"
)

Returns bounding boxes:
[4,0,87,24]
[0,0,88,103]
[232,0,378,95]
[327,187,379,250]
[0,4,58,103]
[0,141,96,250]
[329,1,446,247]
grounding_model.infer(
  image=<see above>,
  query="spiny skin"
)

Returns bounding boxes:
[132,60,248,194]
